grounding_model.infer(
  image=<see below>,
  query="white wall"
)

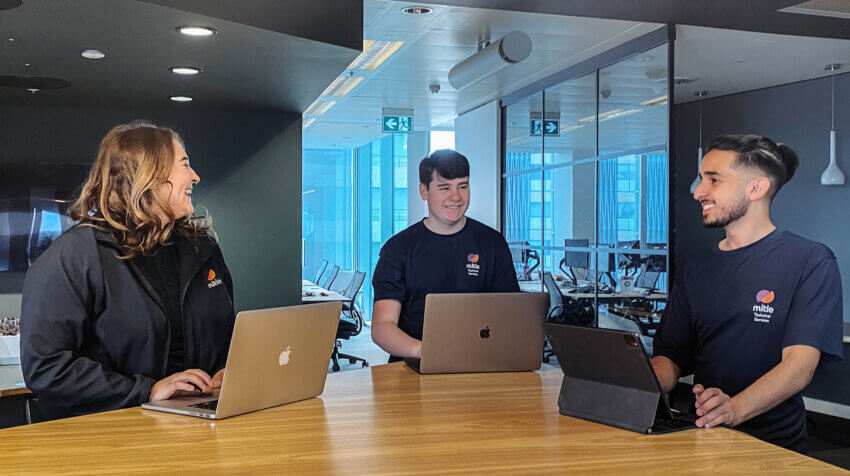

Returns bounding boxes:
[455,101,501,229]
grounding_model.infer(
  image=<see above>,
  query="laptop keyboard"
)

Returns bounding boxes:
[189,400,218,411]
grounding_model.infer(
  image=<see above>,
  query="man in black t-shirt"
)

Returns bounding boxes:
[371,149,519,361]
[652,135,843,452]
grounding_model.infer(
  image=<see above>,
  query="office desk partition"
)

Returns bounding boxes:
[0,363,839,473]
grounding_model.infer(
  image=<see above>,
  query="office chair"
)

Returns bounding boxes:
[543,272,594,327]
[319,265,339,290]
[328,271,352,294]
[331,270,368,372]
[542,272,563,362]
[313,260,329,284]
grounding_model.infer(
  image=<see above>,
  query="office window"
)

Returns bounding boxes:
[502,43,670,323]
[429,130,455,153]
[355,134,409,319]
[302,148,354,282]
[304,134,409,320]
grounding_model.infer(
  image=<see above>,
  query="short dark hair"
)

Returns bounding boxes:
[708,134,799,200]
[419,149,470,187]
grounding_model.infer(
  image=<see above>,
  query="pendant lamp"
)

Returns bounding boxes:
[821,64,845,186]
[690,90,708,194]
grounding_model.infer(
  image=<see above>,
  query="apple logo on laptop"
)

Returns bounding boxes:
[278,346,292,366]
[480,327,490,339]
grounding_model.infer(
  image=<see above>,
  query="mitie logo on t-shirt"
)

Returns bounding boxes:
[466,253,480,277]
[753,289,775,323]
[207,269,223,289]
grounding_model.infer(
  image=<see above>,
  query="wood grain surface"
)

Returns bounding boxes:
[0,363,841,474]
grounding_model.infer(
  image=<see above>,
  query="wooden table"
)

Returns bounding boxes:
[302,279,349,304]
[0,363,840,474]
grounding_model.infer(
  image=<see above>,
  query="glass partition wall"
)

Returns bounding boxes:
[503,40,671,330]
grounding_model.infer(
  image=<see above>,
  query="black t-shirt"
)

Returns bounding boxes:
[654,230,843,451]
[133,243,184,375]
[372,218,520,354]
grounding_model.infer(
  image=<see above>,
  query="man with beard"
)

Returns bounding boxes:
[651,134,843,452]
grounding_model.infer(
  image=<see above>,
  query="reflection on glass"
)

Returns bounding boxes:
[505,92,543,173]
[545,163,595,248]
[544,73,597,165]
[598,151,667,248]
[511,246,543,291]
[504,172,542,246]
[598,44,669,156]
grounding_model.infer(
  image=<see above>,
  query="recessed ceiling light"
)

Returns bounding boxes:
[177,26,216,37]
[169,95,193,102]
[170,66,202,76]
[24,63,30,67]
[402,6,432,14]
[81,49,106,60]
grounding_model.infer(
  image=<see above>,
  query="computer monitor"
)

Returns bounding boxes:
[563,238,589,268]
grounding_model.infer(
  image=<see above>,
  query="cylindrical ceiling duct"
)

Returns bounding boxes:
[448,31,532,90]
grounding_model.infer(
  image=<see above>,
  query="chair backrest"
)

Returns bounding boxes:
[635,270,660,290]
[320,265,339,289]
[542,272,563,312]
[329,271,353,294]
[313,260,329,284]
[343,271,366,300]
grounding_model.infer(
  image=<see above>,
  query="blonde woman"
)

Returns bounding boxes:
[21,123,235,419]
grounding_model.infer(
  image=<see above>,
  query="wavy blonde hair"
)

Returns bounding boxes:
[69,122,210,258]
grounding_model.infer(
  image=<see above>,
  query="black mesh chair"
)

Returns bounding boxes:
[319,265,339,290]
[331,271,368,372]
[313,260,329,284]
[542,272,563,362]
[328,271,352,294]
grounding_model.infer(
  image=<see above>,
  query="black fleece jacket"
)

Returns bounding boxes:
[21,225,235,419]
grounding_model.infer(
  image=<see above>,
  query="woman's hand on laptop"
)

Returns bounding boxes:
[211,369,225,389]
[149,369,213,401]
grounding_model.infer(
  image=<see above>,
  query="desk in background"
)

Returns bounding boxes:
[0,363,840,473]
[302,279,349,304]
[520,280,667,301]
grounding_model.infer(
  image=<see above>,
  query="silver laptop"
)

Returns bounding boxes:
[142,302,341,419]
[405,292,548,374]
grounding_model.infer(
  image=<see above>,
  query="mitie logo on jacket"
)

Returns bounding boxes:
[207,269,223,289]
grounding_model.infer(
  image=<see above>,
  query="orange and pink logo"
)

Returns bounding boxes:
[208,269,216,281]
[467,254,479,263]
[756,290,775,304]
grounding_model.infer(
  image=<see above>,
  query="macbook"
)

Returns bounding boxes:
[405,292,548,374]
[544,323,696,434]
[142,302,341,419]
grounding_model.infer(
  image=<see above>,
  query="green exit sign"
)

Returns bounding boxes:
[530,119,560,137]
[382,115,413,133]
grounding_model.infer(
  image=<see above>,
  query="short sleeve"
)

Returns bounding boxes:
[653,275,696,374]
[783,250,843,362]
[492,233,520,292]
[372,237,406,303]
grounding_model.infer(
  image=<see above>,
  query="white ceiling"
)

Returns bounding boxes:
[303,2,850,151]
[302,1,661,149]
[674,25,850,104]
